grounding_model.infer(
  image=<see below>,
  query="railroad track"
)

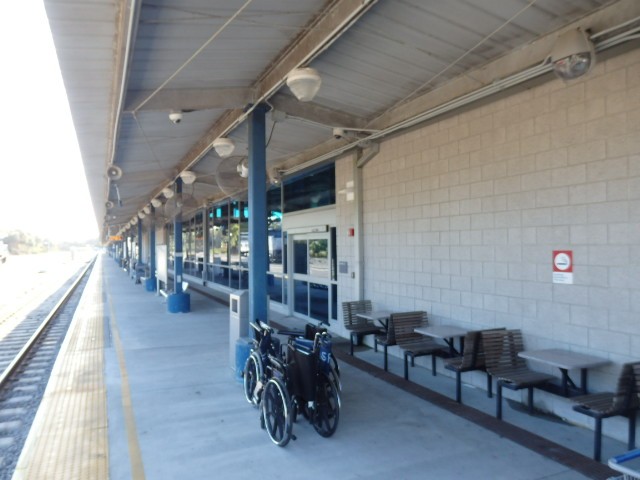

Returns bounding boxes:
[0,258,95,480]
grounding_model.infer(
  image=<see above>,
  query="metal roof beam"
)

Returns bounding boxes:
[269,93,368,130]
[124,88,254,112]
[169,0,379,182]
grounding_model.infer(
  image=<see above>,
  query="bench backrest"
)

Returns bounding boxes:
[392,311,428,347]
[382,314,397,345]
[342,300,372,328]
[474,327,507,369]
[457,330,482,369]
[612,362,640,411]
[482,329,527,373]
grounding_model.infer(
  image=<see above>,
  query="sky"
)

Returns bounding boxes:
[0,2,99,242]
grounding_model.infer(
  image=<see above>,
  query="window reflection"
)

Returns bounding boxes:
[294,280,308,315]
[309,239,328,277]
[309,283,328,322]
[294,240,307,275]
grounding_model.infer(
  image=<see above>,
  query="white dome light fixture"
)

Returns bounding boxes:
[151,198,162,208]
[212,137,235,158]
[550,28,596,81]
[286,67,321,102]
[180,170,197,185]
[143,205,151,214]
[162,187,174,199]
[138,212,146,219]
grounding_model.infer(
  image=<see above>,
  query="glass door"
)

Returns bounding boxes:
[289,232,335,323]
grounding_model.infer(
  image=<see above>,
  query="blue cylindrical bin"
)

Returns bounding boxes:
[235,337,253,382]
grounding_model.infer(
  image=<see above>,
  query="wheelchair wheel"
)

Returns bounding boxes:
[262,377,293,447]
[243,352,262,406]
[312,373,340,438]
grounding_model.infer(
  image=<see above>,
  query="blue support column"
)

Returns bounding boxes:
[248,104,269,324]
[168,178,190,313]
[137,219,143,262]
[136,218,143,284]
[146,207,157,292]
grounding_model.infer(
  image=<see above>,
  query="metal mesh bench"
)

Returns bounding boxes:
[342,300,384,356]
[482,329,555,420]
[393,311,448,381]
[572,361,640,461]
[443,327,506,403]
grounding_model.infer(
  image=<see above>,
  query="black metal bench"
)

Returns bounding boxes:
[482,329,555,420]
[342,300,384,356]
[393,311,448,381]
[571,361,640,461]
[443,328,506,403]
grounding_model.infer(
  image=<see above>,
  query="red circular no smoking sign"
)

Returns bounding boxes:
[552,250,573,272]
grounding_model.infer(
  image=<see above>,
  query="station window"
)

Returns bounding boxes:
[283,163,335,213]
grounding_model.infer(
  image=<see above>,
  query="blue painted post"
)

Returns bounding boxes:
[168,178,190,312]
[136,218,143,283]
[248,104,269,324]
[146,207,157,292]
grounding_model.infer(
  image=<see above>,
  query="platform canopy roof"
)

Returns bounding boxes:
[43,0,640,241]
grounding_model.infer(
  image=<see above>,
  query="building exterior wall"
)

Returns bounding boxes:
[336,46,640,409]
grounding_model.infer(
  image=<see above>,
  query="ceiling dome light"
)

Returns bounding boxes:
[143,205,151,214]
[151,198,162,208]
[180,170,197,185]
[138,212,146,219]
[286,67,321,102]
[162,187,174,199]
[212,137,235,158]
[551,28,595,80]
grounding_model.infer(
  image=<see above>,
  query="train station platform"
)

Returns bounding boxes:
[11,254,624,479]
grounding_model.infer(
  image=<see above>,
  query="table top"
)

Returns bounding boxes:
[414,325,468,339]
[356,310,392,321]
[518,348,610,370]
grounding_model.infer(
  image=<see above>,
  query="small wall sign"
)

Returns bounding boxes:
[552,250,573,284]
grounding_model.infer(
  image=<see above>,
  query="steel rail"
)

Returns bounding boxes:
[0,256,96,390]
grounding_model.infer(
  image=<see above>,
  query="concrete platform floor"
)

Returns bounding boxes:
[15,255,626,479]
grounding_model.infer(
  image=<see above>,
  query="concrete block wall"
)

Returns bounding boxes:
[336,45,640,399]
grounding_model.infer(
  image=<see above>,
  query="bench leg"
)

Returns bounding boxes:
[431,355,437,376]
[455,372,462,403]
[404,353,410,380]
[629,410,637,451]
[594,417,602,462]
[383,345,388,372]
[496,383,503,420]
[350,333,355,356]
[527,387,534,414]
[486,373,493,398]
[374,338,378,353]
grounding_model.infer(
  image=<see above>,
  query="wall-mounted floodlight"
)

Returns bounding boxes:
[107,164,123,181]
[212,137,235,158]
[550,28,596,80]
[286,67,322,102]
